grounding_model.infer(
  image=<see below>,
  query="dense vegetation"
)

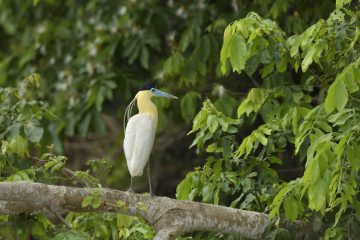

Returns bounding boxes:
[0,0,359,239]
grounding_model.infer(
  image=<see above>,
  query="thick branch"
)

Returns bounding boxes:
[0,181,270,239]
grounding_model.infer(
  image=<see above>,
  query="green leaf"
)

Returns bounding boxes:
[8,135,29,158]
[52,230,90,240]
[220,26,233,74]
[283,197,298,221]
[336,0,352,8]
[36,214,53,230]
[289,35,302,57]
[92,196,101,208]
[179,24,198,52]
[116,200,127,210]
[176,173,192,200]
[229,34,249,74]
[136,201,147,212]
[44,160,57,171]
[206,143,218,153]
[163,52,185,76]
[304,159,320,184]
[245,137,253,156]
[82,190,101,209]
[24,122,44,143]
[0,215,8,222]
[6,169,35,182]
[324,79,348,113]
[25,73,41,87]
[33,0,41,7]
[212,160,222,177]
[347,143,360,173]
[78,113,91,139]
[261,61,275,77]
[254,132,268,146]
[82,195,92,208]
[117,214,135,228]
[180,92,201,122]
[208,116,218,133]
[237,88,269,117]
[308,179,326,212]
[341,63,359,93]
[301,46,315,72]
[50,161,64,173]
[324,227,343,240]
[214,188,220,205]
[32,223,48,239]
[268,156,282,164]
[140,47,149,69]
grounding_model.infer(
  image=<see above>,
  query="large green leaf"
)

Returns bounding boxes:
[8,135,29,158]
[176,173,192,200]
[24,122,44,143]
[229,34,249,74]
[283,197,298,221]
[301,46,315,72]
[324,79,348,113]
[180,92,201,123]
[220,26,233,74]
[308,179,326,212]
[347,143,360,173]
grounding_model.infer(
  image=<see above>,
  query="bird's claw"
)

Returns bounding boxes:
[126,189,135,194]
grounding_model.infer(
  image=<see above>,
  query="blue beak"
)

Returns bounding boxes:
[151,88,178,99]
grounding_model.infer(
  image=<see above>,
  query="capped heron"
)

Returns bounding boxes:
[123,83,177,195]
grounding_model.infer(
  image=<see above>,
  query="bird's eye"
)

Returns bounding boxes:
[150,88,155,92]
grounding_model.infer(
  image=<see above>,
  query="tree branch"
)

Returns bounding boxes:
[0,181,270,239]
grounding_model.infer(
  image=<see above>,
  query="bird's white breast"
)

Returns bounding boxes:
[123,113,156,177]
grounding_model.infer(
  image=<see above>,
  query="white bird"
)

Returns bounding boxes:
[123,84,177,194]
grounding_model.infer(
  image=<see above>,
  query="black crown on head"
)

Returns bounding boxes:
[140,81,156,91]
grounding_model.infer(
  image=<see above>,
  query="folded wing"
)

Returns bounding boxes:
[123,114,156,177]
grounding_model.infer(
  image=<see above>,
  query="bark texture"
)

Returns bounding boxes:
[0,181,270,239]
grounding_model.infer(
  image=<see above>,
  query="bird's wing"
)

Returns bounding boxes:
[123,114,155,177]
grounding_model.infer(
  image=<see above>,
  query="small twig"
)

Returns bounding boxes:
[53,211,72,229]
[105,202,118,208]
[247,74,261,87]
[62,168,91,188]
[30,155,43,161]
[350,95,360,103]
[104,202,137,213]
[308,68,323,83]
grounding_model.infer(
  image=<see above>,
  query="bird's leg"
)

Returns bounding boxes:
[127,177,134,193]
[147,161,154,196]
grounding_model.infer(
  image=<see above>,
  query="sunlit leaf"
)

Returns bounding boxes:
[229,34,249,74]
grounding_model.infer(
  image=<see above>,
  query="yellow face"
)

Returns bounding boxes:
[136,90,156,110]
[137,90,154,99]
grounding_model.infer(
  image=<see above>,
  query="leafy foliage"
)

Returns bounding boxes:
[177,1,360,239]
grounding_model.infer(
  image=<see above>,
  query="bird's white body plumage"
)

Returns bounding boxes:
[123,113,156,177]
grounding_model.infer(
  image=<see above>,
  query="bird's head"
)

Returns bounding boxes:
[138,82,177,99]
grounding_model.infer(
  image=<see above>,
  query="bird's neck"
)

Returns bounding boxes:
[136,91,158,127]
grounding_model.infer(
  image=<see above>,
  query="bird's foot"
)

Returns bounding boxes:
[126,189,135,194]
[148,191,155,197]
